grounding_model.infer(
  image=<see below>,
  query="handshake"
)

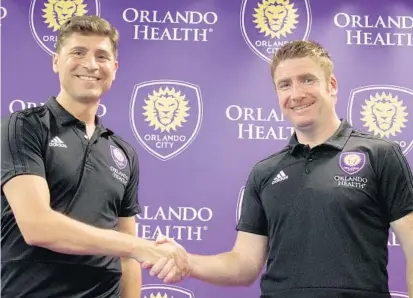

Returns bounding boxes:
[140,234,191,284]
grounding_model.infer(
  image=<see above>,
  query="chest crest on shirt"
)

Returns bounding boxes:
[334,152,368,189]
[109,145,129,186]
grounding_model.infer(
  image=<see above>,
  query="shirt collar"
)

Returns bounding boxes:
[45,96,103,128]
[288,119,354,156]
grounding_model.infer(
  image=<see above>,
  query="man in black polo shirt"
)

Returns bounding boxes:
[1,16,189,298]
[143,41,413,297]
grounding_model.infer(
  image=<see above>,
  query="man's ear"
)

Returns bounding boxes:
[112,60,118,81]
[329,74,338,98]
[52,53,59,73]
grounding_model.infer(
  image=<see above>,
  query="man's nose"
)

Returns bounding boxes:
[290,84,306,101]
[81,55,99,71]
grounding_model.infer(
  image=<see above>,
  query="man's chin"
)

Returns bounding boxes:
[73,93,102,103]
[292,119,317,131]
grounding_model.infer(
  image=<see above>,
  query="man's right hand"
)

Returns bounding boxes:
[139,234,191,284]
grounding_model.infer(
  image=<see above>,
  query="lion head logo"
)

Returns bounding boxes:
[253,0,299,38]
[43,0,88,32]
[361,92,408,138]
[343,154,361,167]
[143,87,190,133]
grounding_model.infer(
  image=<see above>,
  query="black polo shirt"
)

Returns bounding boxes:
[1,97,141,298]
[237,120,413,298]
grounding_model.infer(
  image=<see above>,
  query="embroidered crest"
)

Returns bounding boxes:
[339,152,366,175]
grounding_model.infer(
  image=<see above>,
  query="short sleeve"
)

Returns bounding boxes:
[119,148,141,217]
[379,142,413,223]
[236,167,268,236]
[1,112,46,193]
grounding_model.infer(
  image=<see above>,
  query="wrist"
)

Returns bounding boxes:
[130,237,156,263]
[187,253,196,277]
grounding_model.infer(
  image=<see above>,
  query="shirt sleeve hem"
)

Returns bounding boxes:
[236,223,268,236]
[118,206,141,217]
[1,171,46,192]
[389,209,413,223]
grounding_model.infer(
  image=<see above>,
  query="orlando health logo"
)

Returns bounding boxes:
[129,80,203,161]
[29,0,100,55]
[109,145,129,186]
[141,284,195,298]
[240,0,312,63]
[347,85,413,156]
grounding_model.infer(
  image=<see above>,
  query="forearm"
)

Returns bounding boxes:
[189,251,255,286]
[120,258,142,298]
[407,260,412,298]
[25,209,152,261]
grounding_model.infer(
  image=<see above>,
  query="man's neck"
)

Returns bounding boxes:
[295,116,341,148]
[56,92,99,127]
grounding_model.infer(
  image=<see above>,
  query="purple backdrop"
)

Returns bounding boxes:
[2,1,412,297]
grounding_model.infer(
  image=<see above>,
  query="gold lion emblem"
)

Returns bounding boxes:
[43,0,88,32]
[146,293,167,298]
[143,87,190,133]
[253,0,299,39]
[344,154,361,167]
[361,92,408,138]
